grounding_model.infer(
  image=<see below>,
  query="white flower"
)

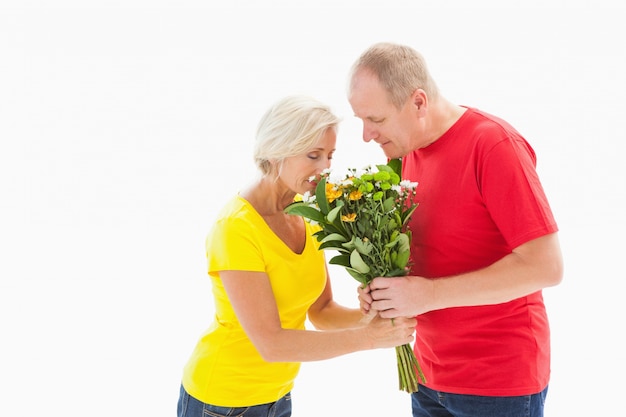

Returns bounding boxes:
[301,191,315,203]
[400,180,418,189]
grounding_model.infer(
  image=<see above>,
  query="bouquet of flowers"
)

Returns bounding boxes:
[284,158,426,393]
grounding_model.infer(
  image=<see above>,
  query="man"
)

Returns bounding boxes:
[349,42,563,417]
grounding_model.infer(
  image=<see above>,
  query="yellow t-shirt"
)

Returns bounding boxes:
[182,196,327,406]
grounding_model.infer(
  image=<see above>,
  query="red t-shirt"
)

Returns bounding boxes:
[402,107,558,396]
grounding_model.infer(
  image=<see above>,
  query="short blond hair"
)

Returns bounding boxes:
[254,95,340,176]
[348,42,439,109]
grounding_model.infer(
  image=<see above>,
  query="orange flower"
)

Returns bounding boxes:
[348,190,363,201]
[326,183,343,203]
[341,213,357,222]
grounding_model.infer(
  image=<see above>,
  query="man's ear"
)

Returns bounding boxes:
[412,88,427,110]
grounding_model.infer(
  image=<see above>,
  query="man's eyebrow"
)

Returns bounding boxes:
[354,113,380,121]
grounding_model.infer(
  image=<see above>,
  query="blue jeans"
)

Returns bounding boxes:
[177,384,292,417]
[411,384,548,417]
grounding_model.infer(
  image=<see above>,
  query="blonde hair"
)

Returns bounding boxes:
[254,95,341,176]
[348,42,439,109]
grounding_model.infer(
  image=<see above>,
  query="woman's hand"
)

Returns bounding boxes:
[362,311,416,349]
[357,284,374,315]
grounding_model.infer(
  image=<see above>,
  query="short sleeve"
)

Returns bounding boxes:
[479,137,558,248]
[206,215,267,274]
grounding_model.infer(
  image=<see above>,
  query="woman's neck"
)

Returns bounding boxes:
[240,177,297,216]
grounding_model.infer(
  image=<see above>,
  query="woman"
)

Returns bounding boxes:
[177,95,416,417]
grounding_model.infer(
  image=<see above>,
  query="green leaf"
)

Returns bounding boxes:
[386,268,408,277]
[342,236,357,251]
[326,203,343,223]
[385,238,399,249]
[353,237,373,255]
[350,249,371,274]
[320,237,351,252]
[313,230,327,240]
[345,268,370,285]
[394,250,410,269]
[397,233,410,252]
[284,203,325,223]
[394,212,402,228]
[387,218,398,233]
[319,241,349,252]
[401,203,418,227]
[315,177,330,215]
[324,222,346,235]
[376,163,394,173]
[328,254,351,268]
[383,196,395,212]
[320,233,348,243]
[387,158,402,177]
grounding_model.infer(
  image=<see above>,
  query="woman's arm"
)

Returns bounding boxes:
[307,264,368,330]
[220,269,415,363]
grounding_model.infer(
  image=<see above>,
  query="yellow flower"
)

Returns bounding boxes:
[348,190,363,200]
[341,213,357,222]
[326,183,343,203]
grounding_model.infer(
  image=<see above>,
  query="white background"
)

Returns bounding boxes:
[2,1,625,416]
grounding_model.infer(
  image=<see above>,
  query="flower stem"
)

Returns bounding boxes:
[395,343,426,393]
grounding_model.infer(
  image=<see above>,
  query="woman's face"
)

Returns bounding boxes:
[280,128,336,196]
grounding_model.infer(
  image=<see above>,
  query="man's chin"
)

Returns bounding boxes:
[381,148,400,160]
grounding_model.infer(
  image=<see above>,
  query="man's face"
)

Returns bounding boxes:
[348,69,418,159]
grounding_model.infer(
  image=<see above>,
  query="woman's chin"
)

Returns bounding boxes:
[302,183,316,194]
